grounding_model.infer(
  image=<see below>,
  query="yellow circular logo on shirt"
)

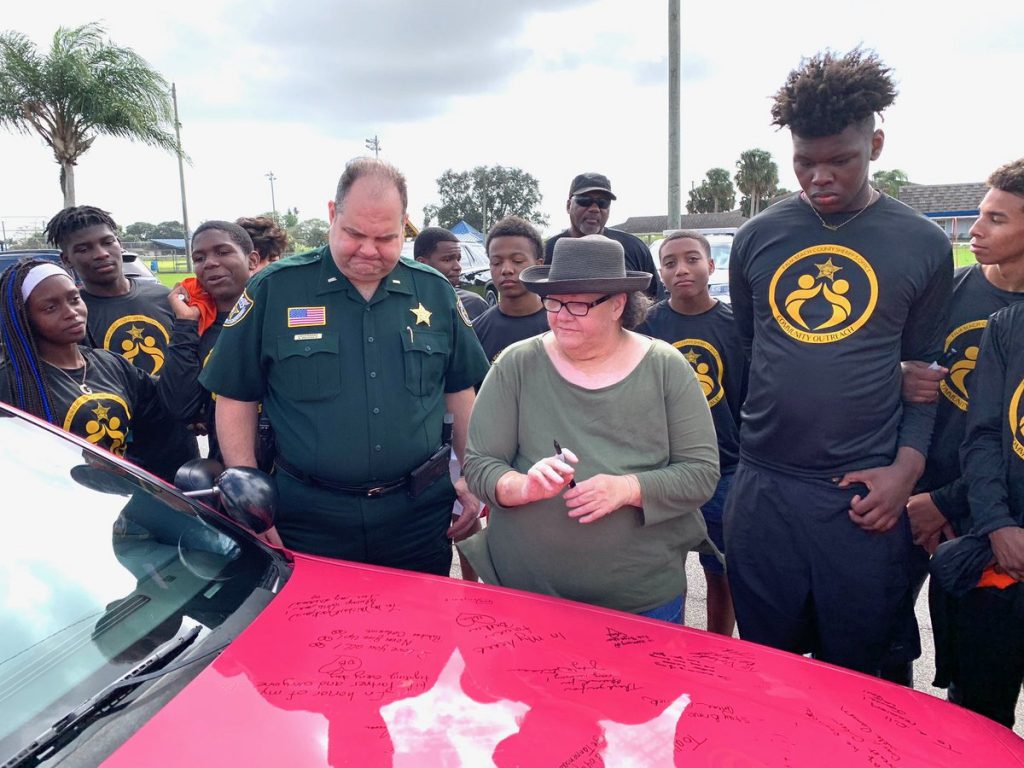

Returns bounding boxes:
[768,245,878,344]
[102,315,170,375]
[63,393,132,456]
[673,338,726,407]
[939,319,987,412]
[1010,377,1024,462]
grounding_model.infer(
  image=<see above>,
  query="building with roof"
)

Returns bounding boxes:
[898,182,987,241]
[609,211,748,241]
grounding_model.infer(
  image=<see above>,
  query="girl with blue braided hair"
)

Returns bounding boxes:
[0,258,201,460]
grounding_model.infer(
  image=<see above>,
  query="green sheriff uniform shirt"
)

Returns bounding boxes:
[199,248,489,568]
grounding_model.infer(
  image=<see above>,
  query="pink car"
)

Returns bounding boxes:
[1,402,1021,767]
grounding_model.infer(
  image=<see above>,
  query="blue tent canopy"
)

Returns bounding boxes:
[450,220,483,242]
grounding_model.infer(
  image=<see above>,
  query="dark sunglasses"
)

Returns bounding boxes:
[572,195,611,210]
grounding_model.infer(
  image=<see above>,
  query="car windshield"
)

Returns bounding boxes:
[710,242,730,270]
[0,410,277,757]
[461,242,489,271]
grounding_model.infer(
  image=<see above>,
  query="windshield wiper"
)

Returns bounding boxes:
[4,625,207,768]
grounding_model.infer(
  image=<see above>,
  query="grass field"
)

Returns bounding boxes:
[155,272,190,288]
[953,244,975,268]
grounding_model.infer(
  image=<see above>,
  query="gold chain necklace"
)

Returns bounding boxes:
[45,355,93,395]
[805,188,878,231]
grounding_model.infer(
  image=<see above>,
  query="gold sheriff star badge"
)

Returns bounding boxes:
[815,257,842,281]
[410,303,432,326]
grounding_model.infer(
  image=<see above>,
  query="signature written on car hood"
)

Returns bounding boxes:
[107,554,1024,766]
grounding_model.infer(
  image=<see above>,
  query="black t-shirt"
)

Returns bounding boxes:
[729,192,952,477]
[918,265,1024,532]
[80,279,199,481]
[0,345,188,459]
[457,288,489,321]
[637,300,746,472]
[545,227,663,300]
[473,306,549,362]
[962,302,1024,535]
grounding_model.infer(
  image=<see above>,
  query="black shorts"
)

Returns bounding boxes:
[723,461,914,675]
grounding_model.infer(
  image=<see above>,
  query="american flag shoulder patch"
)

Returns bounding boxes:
[287,306,326,327]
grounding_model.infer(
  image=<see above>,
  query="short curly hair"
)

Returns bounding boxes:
[486,216,544,262]
[988,158,1024,198]
[236,216,288,264]
[771,48,897,138]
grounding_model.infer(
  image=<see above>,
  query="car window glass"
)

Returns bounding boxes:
[0,413,272,754]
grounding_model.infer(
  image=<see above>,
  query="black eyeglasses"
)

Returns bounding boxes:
[542,294,613,316]
[572,195,611,210]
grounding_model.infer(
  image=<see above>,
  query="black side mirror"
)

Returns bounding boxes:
[174,460,277,535]
[216,467,277,534]
[174,458,224,493]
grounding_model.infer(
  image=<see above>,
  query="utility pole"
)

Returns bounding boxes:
[266,172,278,221]
[364,135,381,159]
[172,83,193,271]
[667,0,681,231]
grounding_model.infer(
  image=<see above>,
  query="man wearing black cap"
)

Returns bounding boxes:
[544,172,661,299]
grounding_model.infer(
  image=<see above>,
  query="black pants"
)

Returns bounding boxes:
[273,468,455,576]
[724,461,915,675]
[950,583,1024,728]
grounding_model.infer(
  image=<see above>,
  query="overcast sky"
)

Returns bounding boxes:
[2,0,1021,243]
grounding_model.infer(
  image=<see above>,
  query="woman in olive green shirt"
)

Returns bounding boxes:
[462,235,719,619]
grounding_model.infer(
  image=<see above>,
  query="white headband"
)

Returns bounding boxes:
[21,263,72,302]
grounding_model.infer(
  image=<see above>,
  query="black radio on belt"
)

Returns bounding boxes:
[408,413,455,499]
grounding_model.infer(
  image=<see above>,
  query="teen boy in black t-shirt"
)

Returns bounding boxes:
[638,230,746,636]
[725,49,952,677]
[46,206,200,482]
[474,216,548,362]
[955,300,1024,727]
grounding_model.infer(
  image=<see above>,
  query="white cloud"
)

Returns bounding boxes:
[2,0,1022,242]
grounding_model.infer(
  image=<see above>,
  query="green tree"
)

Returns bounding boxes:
[735,149,780,217]
[261,207,300,228]
[686,167,736,214]
[124,221,155,240]
[150,221,185,239]
[423,165,548,232]
[13,229,48,248]
[293,218,329,250]
[872,168,910,198]
[0,22,179,208]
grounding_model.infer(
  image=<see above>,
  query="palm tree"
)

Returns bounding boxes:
[704,167,736,213]
[0,22,178,207]
[872,169,911,198]
[734,149,780,217]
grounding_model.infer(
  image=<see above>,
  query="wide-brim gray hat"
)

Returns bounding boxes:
[521,234,651,296]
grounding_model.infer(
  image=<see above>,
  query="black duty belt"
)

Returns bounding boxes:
[274,456,409,497]
[274,443,451,500]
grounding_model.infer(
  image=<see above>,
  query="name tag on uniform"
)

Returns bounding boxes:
[287,306,326,327]
[293,333,323,341]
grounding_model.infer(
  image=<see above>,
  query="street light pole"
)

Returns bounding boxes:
[667,0,681,231]
[266,172,278,221]
[171,83,193,271]
[365,135,381,159]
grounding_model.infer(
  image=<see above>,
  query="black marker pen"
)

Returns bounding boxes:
[929,346,959,371]
[553,439,577,488]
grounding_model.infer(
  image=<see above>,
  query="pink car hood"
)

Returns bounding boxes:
[107,554,1024,766]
